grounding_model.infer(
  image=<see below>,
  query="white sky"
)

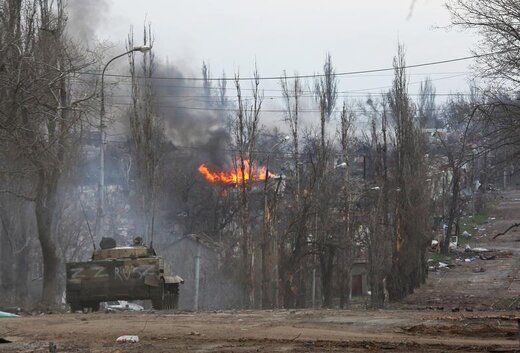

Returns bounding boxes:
[95,0,478,98]
[88,0,483,142]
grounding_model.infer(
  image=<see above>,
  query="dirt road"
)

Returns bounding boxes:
[404,189,520,310]
[1,309,520,352]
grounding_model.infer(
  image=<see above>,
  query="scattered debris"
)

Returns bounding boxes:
[303,340,315,348]
[49,341,57,352]
[472,247,490,252]
[0,311,18,318]
[0,307,21,315]
[116,335,139,343]
[462,230,472,238]
[464,244,490,253]
[473,267,486,273]
[187,331,201,336]
[105,300,144,312]
[449,236,458,250]
[428,258,456,271]
[479,253,497,261]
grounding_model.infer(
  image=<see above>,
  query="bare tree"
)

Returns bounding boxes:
[447,0,520,243]
[217,71,228,108]
[315,53,337,151]
[233,68,263,308]
[436,97,480,254]
[313,54,338,308]
[126,25,163,245]
[365,96,392,308]
[0,0,97,306]
[276,72,304,308]
[202,61,212,107]
[418,78,438,128]
[446,0,520,87]
[281,72,303,204]
[337,101,356,308]
[386,44,430,300]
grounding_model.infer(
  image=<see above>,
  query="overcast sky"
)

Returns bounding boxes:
[90,0,478,101]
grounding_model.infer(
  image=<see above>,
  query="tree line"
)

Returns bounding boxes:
[0,0,519,309]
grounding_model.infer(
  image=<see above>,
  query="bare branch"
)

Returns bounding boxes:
[493,223,520,239]
[0,189,35,202]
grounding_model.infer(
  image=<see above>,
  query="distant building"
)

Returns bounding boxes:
[160,234,243,310]
[351,258,369,297]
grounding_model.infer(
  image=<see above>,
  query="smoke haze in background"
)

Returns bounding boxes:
[66,0,110,45]
[152,64,232,168]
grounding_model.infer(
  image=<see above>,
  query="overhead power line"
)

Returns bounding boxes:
[110,101,443,114]
[81,71,474,91]
[75,72,471,94]
[80,49,512,82]
[109,92,475,100]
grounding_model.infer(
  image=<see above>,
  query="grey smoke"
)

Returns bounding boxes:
[152,64,231,168]
[66,0,110,45]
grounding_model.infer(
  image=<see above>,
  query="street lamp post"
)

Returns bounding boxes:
[97,46,151,240]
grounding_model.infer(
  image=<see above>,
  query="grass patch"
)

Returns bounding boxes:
[461,210,490,235]
[472,212,490,225]
[429,253,451,263]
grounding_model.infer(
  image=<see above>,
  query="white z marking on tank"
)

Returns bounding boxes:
[70,267,84,279]
[91,265,109,278]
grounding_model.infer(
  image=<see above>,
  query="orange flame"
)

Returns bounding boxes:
[198,160,273,184]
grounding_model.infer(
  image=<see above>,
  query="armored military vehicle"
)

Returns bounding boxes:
[65,238,183,312]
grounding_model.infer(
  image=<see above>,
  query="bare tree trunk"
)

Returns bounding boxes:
[320,245,335,308]
[35,170,61,306]
[314,54,338,309]
[0,214,14,304]
[442,165,460,254]
[383,44,430,301]
[15,217,30,304]
[365,97,393,309]
[0,0,98,308]
[338,102,355,308]
[280,74,304,308]
[233,71,262,308]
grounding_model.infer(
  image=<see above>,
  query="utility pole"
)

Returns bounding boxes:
[194,237,201,311]
[312,212,317,308]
